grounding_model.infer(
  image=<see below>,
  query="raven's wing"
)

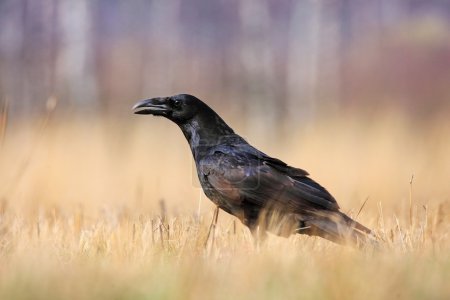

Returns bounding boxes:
[199,146,339,212]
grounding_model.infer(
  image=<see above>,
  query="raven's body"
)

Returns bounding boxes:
[133,94,375,247]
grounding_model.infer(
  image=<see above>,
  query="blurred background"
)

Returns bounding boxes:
[0,0,449,219]
[1,0,450,118]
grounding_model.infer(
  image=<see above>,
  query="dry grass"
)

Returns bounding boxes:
[0,111,449,300]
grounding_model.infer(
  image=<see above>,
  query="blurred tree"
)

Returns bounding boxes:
[57,0,98,111]
[0,0,449,120]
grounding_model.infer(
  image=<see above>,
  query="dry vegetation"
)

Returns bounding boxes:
[0,110,449,300]
[1,2,449,299]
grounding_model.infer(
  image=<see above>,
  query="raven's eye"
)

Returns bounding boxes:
[172,99,182,108]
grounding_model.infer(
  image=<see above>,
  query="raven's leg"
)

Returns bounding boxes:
[204,206,220,249]
[243,218,266,241]
[240,201,267,245]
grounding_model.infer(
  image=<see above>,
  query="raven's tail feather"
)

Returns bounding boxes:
[300,211,379,249]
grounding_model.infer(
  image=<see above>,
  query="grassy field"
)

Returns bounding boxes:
[0,111,449,299]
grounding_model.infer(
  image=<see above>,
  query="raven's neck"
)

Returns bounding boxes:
[178,112,238,161]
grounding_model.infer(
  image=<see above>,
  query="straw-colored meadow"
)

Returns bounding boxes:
[1,1,449,299]
[0,110,448,300]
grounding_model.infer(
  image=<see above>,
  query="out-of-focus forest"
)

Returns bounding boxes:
[1,0,449,124]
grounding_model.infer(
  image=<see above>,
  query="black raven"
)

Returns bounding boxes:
[133,94,376,247]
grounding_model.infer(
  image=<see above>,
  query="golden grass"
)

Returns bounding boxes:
[0,111,449,299]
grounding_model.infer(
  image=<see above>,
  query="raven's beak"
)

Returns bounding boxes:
[132,97,169,115]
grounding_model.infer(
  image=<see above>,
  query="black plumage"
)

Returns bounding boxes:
[133,94,376,247]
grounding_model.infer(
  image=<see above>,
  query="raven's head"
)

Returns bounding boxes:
[132,94,204,125]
